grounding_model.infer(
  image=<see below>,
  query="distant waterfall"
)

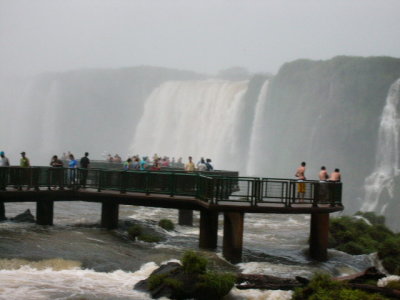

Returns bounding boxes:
[246,80,269,176]
[130,80,248,170]
[362,79,400,212]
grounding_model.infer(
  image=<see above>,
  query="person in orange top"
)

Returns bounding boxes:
[295,162,306,202]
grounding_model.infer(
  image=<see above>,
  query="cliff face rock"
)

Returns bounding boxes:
[260,56,400,215]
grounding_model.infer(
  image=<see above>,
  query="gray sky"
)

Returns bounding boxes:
[1,0,399,77]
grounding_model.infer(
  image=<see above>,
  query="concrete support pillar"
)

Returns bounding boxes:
[199,210,219,249]
[223,212,244,263]
[0,202,5,221]
[178,209,193,226]
[309,213,329,261]
[36,200,54,226]
[101,202,119,229]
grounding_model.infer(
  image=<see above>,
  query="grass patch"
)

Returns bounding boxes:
[293,273,389,300]
[182,250,208,274]
[158,219,175,231]
[137,234,161,243]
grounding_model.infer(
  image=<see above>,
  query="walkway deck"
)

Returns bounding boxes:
[0,166,344,262]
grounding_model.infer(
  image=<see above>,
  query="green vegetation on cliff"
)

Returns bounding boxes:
[329,212,400,275]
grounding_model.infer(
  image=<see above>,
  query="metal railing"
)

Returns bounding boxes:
[0,167,342,207]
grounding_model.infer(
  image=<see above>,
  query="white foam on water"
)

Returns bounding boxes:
[0,262,158,300]
[227,287,293,300]
[378,275,400,287]
[237,261,313,279]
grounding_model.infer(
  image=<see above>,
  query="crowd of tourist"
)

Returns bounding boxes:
[120,154,214,172]
[0,150,215,173]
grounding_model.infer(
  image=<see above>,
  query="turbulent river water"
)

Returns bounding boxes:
[0,202,377,300]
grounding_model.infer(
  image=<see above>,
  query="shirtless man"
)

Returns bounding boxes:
[319,166,329,181]
[295,162,306,202]
[329,168,341,182]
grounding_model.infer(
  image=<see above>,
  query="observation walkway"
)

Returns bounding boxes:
[0,166,343,262]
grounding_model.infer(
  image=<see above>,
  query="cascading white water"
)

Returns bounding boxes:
[362,78,400,212]
[130,80,248,170]
[246,80,269,176]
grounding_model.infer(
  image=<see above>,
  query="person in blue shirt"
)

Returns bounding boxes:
[68,154,78,187]
[140,157,148,170]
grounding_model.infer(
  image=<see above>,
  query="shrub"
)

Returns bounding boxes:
[293,273,389,300]
[148,273,168,290]
[386,280,400,289]
[329,214,396,257]
[195,271,236,300]
[378,236,400,275]
[138,234,161,243]
[158,219,175,231]
[181,251,208,274]
[127,224,142,240]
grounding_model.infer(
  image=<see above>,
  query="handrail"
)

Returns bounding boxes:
[0,167,342,207]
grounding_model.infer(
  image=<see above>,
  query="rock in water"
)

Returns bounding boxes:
[134,262,181,298]
[11,209,35,223]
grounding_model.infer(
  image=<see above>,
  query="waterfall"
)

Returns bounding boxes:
[362,78,400,212]
[130,80,248,170]
[246,80,269,176]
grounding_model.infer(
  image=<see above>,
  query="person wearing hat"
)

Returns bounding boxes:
[20,152,30,167]
[0,151,10,167]
[18,152,32,190]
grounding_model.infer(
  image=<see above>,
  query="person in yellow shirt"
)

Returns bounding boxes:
[184,156,196,172]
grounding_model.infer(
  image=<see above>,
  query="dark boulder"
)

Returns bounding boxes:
[11,209,35,223]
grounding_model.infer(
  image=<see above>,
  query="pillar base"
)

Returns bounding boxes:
[199,210,218,249]
[36,200,54,226]
[309,213,329,261]
[0,202,5,221]
[101,202,119,229]
[223,212,244,263]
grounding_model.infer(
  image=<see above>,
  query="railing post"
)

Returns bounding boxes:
[145,171,150,195]
[97,169,102,192]
[288,181,295,207]
[120,171,127,194]
[215,178,220,204]
[170,173,175,197]
[312,182,319,207]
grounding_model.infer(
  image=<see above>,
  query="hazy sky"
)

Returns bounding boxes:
[1,0,399,77]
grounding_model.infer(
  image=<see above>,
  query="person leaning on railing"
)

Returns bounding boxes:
[68,154,78,188]
[18,152,32,190]
[49,155,64,190]
[0,151,10,191]
[79,152,90,188]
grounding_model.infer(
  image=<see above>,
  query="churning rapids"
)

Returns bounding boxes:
[0,203,377,300]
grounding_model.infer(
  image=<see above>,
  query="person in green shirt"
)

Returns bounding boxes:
[20,152,30,167]
[18,152,31,190]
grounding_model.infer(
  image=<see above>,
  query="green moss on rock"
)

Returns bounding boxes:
[158,219,175,231]
[293,273,389,300]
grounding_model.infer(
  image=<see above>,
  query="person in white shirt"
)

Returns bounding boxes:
[0,151,10,167]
